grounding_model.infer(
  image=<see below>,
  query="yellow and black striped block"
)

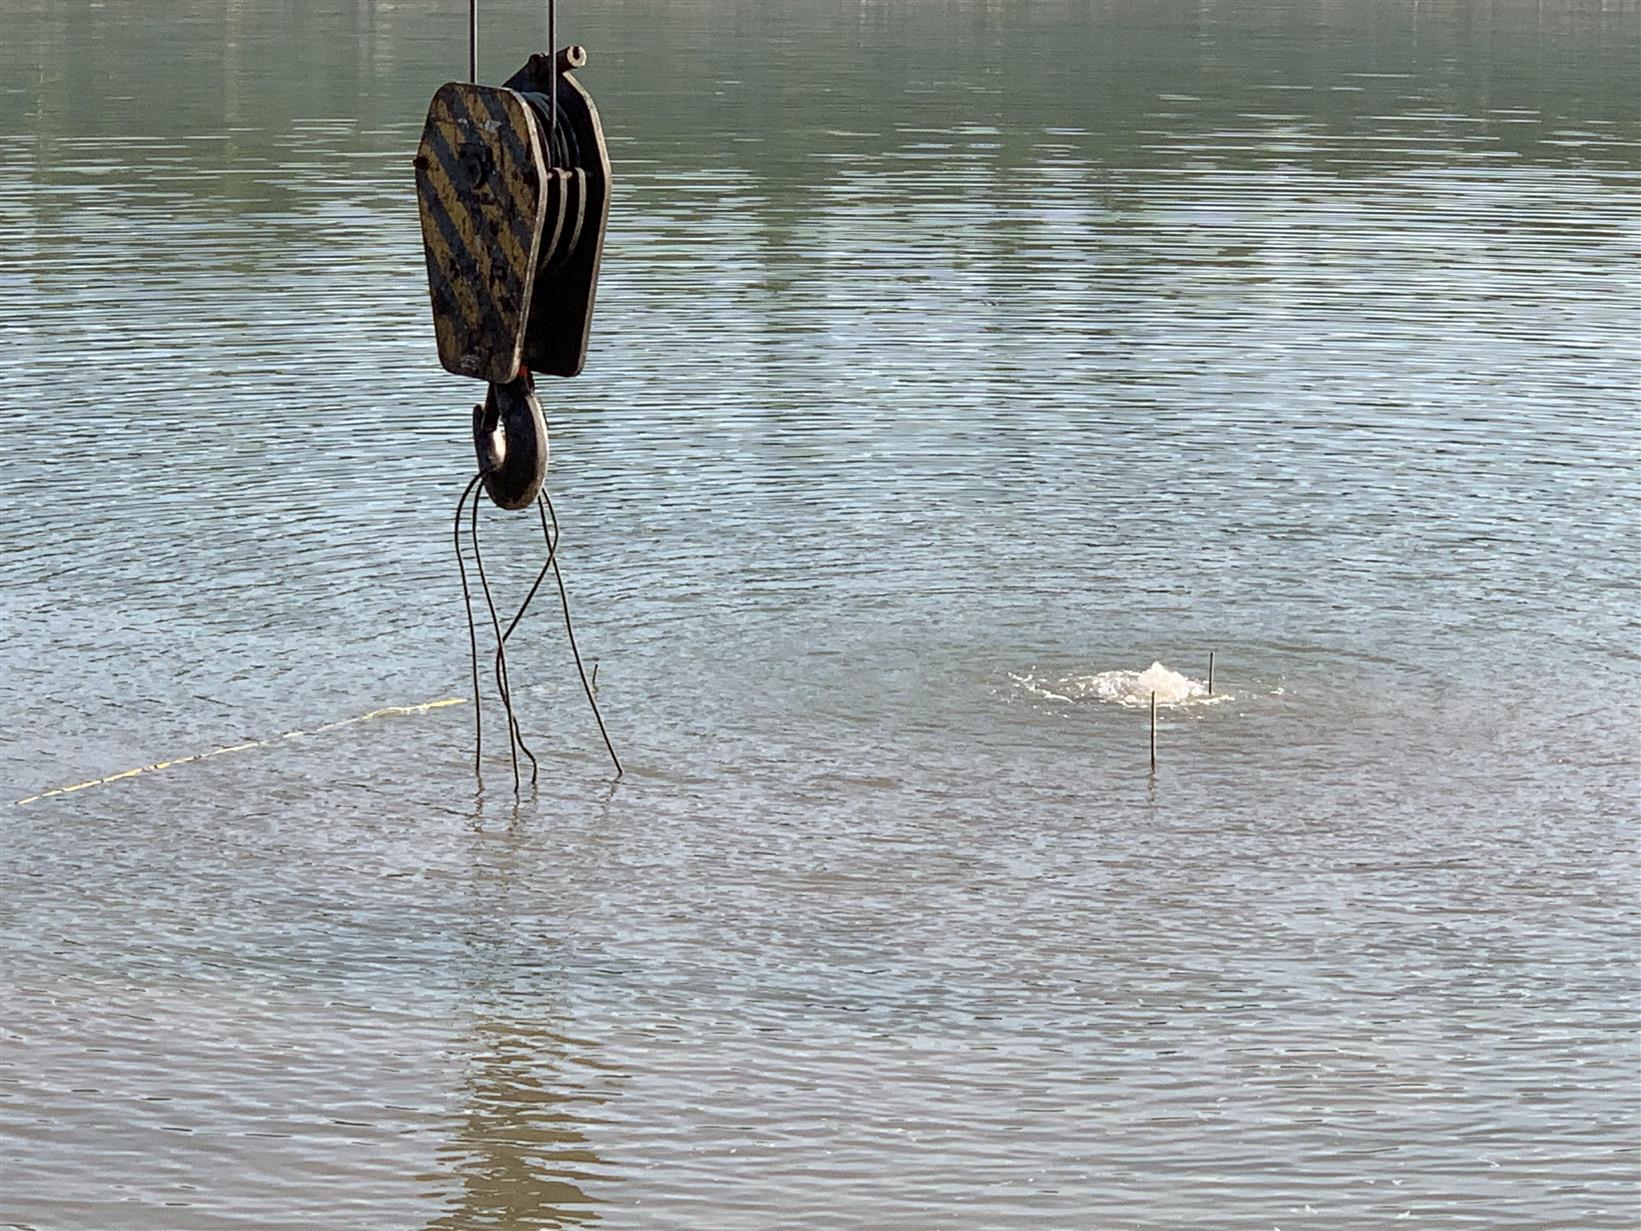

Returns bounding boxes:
[415,83,548,385]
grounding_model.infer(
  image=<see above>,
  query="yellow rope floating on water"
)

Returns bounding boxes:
[14,697,469,807]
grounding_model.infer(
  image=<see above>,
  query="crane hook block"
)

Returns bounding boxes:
[414,47,611,384]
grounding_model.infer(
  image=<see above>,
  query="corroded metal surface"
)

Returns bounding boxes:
[505,51,611,378]
[414,83,548,385]
[415,52,612,386]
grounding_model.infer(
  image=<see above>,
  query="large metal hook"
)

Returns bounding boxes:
[472,375,548,510]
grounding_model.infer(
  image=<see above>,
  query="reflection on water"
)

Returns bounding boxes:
[425,808,608,1230]
[2,0,1638,1227]
[427,1016,603,1229]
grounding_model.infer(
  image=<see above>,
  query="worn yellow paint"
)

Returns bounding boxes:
[414,82,547,384]
[15,698,469,806]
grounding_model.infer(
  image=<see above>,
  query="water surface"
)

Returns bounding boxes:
[2,1,1638,1226]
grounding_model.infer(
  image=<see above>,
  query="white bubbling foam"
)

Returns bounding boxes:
[1011,662,1222,708]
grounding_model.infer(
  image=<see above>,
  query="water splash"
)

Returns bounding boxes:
[1010,662,1225,708]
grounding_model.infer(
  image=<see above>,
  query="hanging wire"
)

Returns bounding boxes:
[485,509,548,789]
[492,496,561,789]
[544,492,623,777]
[456,470,529,791]
[470,483,536,793]
[502,495,560,645]
[454,479,620,785]
[453,472,485,773]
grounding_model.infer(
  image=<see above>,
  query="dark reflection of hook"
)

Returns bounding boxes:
[434,818,611,1230]
[423,1016,605,1230]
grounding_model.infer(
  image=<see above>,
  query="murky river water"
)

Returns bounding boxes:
[2,1,1638,1226]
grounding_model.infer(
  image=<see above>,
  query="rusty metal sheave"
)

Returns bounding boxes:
[414,48,611,389]
[415,83,548,386]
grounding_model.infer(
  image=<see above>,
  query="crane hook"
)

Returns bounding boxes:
[472,375,548,510]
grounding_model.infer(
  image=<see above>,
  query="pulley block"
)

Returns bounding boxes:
[414,46,611,506]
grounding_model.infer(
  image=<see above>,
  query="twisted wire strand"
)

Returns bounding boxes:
[502,496,560,645]
[455,477,618,786]
[489,496,561,788]
[492,615,544,790]
[470,485,539,792]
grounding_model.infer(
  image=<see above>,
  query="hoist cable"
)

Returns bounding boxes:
[548,0,558,167]
[468,0,478,82]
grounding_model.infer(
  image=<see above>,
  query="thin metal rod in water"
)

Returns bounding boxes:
[1208,651,1215,696]
[468,0,478,81]
[1149,690,1158,773]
